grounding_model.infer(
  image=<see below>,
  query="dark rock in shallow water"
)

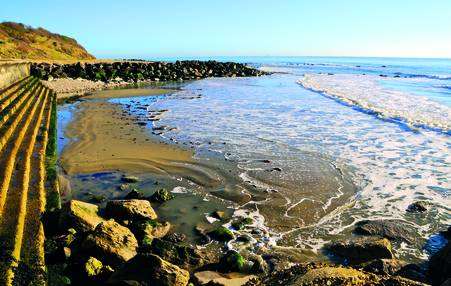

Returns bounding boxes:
[406,201,428,213]
[397,263,428,284]
[428,241,451,285]
[219,250,246,273]
[208,226,235,242]
[354,219,419,244]
[107,253,189,286]
[326,237,393,264]
[149,188,174,203]
[124,189,144,200]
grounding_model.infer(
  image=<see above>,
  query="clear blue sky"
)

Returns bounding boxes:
[2,0,451,59]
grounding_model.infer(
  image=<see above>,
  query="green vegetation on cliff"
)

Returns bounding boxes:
[0,22,95,60]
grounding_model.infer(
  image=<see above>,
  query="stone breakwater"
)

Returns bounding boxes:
[30,60,267,83]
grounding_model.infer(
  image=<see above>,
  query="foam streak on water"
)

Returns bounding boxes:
[299,74,451,132]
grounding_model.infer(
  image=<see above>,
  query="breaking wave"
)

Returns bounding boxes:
[298,74,451,133]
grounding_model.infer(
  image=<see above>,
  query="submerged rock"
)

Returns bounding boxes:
[124,188,144,200]
[354,219,418,244]
[105,199,157,221]
[121,175,139,183]
[59,200,105,233]
[231,217,253,230]
[326,237,393,264]
[107,253,189,286]
[406,201,428,213]
[82,220,138,266]
[150,188,174,203]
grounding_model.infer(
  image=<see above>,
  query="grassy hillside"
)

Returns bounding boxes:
[0,22,95,60]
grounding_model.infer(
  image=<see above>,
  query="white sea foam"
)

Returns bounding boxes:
[298,74,451,132]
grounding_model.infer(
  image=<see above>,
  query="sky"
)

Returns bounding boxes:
[1,0,451,59]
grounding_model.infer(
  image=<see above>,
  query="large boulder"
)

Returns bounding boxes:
[293,266,368,285]
[107,253,189,286]
[59,200,105,232]
[194,271,257,286]
[105,199,157,221]
[149,238,205,270]
[131,219,171,242]
[82,220,138,266]
[429,242,451,285]
[354,220,419,244]
[359,258,404,275]
[326,237,393,264]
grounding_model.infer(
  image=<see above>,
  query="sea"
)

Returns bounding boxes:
[59,56,451,263]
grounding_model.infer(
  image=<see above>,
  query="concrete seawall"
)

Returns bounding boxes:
[0,61,30,90]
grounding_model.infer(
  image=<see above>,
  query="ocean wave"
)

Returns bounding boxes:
[394,72,451,80]
[298,74,451,133]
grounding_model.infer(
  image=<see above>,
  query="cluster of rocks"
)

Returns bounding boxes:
[44,178,449,286]
[30,60,267,83]
[43,180,263,286]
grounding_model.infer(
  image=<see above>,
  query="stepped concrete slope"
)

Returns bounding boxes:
[0,75,56,285]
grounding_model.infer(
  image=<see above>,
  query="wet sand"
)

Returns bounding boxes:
[60,89,220,188]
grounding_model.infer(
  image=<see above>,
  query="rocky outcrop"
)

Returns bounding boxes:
[58,200,105,232]
[30,60,267,83]
[105,199,157,221]
[82,220,138,266]
[354,220,419,244]
[326,237,393,264]
[107,253,189,286]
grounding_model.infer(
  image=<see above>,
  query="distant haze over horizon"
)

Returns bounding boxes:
[2,0,451,59]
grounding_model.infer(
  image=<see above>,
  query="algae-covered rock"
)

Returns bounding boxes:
[131,219,171,242]
[82,220,138,266]
[84,256,103,277]
[326,237,393,264]
[406,201,428,213]
[231,217,253,230]
[149,238,205,270]
[208,226,235,242]
[105,199,157,221]
[59,200,105,233]
[150,188,175,203]
[219,250,246,273]
[107,253,189,286]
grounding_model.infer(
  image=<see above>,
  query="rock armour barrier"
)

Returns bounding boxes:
[30,60,267,82]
